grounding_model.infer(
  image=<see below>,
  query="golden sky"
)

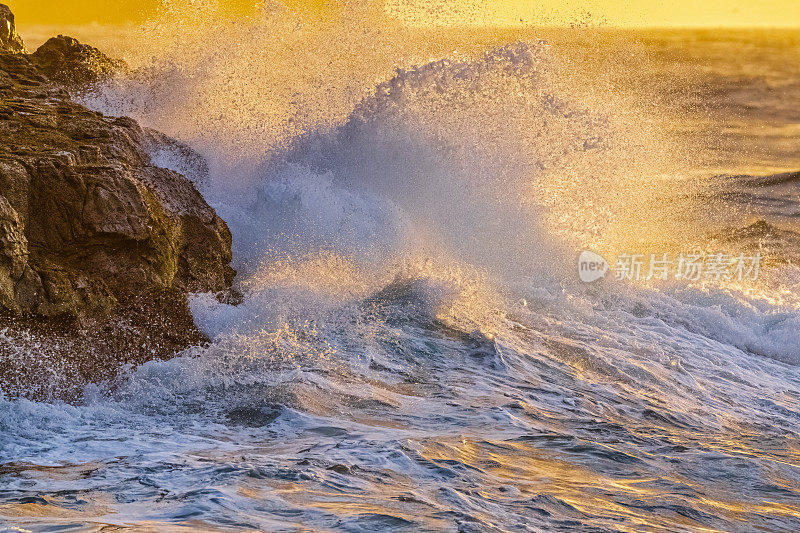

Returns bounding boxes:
[9,0,800,27]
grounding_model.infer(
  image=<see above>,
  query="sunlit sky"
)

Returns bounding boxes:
[9,0,800,27]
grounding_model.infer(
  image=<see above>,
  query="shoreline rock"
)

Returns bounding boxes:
[0,5,235,401]
[0,4,24,53]
[30,35,126,89]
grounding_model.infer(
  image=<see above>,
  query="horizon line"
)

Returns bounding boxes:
[17,21,800,32]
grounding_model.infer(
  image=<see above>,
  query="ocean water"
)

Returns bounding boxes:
[3,5,800,532]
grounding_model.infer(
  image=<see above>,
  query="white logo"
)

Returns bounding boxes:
[578,250,609,283]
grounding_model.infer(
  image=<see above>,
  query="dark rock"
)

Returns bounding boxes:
[226,405,282,427]
[30,35,125,88]
[0,53,234,317]
[0,9,235,401]
[0,4,24,54]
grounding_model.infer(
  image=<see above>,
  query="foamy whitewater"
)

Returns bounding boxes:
[2,3,800,531]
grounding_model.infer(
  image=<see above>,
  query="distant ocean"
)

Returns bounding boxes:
[4,10,800,531]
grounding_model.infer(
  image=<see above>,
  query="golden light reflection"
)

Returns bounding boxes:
[11,0,800,27]
[389,0,800,28]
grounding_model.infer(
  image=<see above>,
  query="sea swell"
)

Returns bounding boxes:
[3,3,800,531]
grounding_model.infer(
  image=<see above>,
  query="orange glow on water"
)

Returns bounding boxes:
[11,0,800,27]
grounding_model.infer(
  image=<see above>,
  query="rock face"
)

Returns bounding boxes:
[30,35,125,88]
[0,6,235,400]
[0,4,24,53]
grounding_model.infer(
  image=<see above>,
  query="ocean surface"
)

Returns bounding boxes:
[3,8,800,532]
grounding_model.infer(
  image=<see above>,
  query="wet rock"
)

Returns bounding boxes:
[0,4,24,54]
[0,194,37,313]
[0,52,234,318]
[0,5,235,400]
[226,406,282,427]
[326,464,351,474]
[30,35,126,88]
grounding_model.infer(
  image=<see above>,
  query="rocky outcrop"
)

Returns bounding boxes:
[30,35,125,88]
[0,4,24,53]
[0,6,235,400]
